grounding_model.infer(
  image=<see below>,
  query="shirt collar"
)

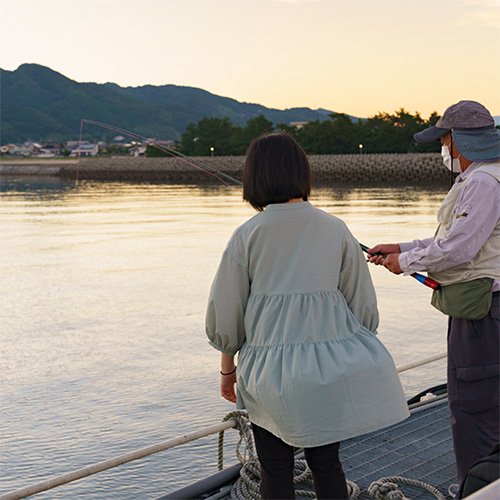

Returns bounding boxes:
[456,161,485,183]
[265,201,311,211]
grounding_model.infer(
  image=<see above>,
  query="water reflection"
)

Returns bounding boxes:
[0,177,449,499]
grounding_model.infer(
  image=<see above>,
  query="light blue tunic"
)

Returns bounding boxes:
[206,201,409,447]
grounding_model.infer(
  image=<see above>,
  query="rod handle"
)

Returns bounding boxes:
[410,273,441,290]
[359,243,441,290]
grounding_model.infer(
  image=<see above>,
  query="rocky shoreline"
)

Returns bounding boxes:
[0,153,449,186]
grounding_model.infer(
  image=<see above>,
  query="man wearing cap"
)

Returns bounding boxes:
[368,100,500,490]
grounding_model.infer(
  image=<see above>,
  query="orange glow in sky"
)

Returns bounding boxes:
[2,0,499,118]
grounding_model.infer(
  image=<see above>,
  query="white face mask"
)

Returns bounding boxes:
[441,145,462,173]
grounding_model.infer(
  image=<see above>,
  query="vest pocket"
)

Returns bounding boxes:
[456,364,499,414]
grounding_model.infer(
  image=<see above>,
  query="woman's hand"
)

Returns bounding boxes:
[220,352,237,403]
[221,371,237,403]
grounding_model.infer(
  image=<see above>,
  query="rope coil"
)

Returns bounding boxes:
[219,412,447,500]
[218,411,360,500]
[368,476,446,500]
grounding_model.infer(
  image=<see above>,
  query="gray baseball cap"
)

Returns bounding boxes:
[414,100,500,161]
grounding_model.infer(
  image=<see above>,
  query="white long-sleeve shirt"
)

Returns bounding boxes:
[398,162,500,291]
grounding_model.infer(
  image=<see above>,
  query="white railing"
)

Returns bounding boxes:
[0,351,448,500]
[396,351,446,373]
[0,421,236,500]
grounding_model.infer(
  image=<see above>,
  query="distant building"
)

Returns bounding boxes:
[70,143,99,157]
[0,144,16,154]
[290,121,308,129]
[128,145,147,157]
[35,149,57,158]
[9,144,37,156]
[42,142,65,155]
[33,142,65,157]
[66,140,90,150]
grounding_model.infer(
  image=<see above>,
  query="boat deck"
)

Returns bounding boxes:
[161,394,456,499]
[341,396,455,499]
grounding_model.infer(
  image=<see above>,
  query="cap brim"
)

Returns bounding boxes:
[413,126,450,144]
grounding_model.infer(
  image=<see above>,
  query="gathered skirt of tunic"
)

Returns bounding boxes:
[206,201,409,447]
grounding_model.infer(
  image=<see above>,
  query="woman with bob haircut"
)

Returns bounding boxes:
[206,132,408,499]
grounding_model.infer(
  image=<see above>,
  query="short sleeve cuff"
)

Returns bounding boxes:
[208,340,239,356]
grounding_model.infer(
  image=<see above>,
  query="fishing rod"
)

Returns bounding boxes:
[77,119,242,186]
[359,244,441,290]
[79,120,438,292]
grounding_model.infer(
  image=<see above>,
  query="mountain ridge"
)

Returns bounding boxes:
[1,63,353,144]
[4,64,497,145]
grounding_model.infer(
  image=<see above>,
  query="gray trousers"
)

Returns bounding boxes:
[447,291,500,485]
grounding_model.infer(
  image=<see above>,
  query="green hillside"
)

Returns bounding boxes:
[1,64,347,144]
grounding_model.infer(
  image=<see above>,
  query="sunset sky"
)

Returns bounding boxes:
[2,0,499,119]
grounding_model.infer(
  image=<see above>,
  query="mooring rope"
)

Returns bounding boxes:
[218,411,360,500]
[367,476,446,500]
[218,411,256,471]
[219,412,447,500]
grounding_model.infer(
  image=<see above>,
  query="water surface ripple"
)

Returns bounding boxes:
[0,178,448,499]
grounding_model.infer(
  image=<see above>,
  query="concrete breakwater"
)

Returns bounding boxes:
[1,153,449,186]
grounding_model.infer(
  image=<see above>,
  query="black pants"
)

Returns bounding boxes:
[251,423,349,500]
[447,291,500,485]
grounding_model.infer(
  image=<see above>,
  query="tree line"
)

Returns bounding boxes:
[150,109,443,157]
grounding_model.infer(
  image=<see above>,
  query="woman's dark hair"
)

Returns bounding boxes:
[243,132,312,211]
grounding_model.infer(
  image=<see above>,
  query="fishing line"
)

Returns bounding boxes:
[76,123,440,290]
[76,119,242,186]
[450,133,454,188]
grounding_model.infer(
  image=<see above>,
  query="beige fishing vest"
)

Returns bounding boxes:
[428,162,500,286]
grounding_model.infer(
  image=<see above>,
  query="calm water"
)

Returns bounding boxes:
[0,177,449,499]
